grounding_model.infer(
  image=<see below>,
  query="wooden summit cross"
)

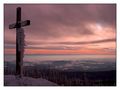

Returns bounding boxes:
[9,7,30,78]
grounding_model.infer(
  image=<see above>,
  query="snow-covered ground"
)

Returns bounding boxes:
[4,75,57,86]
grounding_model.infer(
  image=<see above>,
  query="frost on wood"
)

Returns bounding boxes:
[17,28,25,57]
[16,28,25,77]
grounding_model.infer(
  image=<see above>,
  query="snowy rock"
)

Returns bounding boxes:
[4,75,57,86]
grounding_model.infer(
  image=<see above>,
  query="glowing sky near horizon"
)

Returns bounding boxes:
[4,4,116,55]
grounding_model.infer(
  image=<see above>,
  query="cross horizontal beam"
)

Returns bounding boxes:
[9,20,30,29]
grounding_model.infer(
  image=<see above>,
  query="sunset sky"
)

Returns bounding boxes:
[4,4,116,55]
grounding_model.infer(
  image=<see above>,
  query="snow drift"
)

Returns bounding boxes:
[4,75,57,86]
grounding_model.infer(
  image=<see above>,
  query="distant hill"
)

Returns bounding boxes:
[4,60,116,86]
[4,60,116,72]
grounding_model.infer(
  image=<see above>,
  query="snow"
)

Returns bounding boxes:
[4,75,57,86]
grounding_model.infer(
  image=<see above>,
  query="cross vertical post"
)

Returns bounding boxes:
[16,7,22,78]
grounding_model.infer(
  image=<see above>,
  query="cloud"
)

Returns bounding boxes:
[26,38,115,45]
[54,38,116,45]
[4,4,116,39]
[13,38,115,51]
[4,4,116,54]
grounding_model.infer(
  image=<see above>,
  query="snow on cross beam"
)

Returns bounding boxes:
[9,20,30,29]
